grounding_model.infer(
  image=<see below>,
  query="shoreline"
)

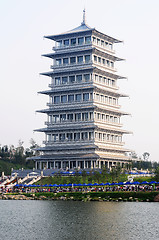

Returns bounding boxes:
[1,191,159,202]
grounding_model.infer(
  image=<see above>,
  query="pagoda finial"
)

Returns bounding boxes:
[82,8,86,25]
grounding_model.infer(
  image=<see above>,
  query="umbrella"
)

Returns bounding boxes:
[141,181,149,184]
[149,181,157,184]
[125,181,131,185]
[118,182,124,185]
[132,181,140,185]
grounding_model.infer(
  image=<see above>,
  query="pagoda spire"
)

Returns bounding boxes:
[81,8,86,25]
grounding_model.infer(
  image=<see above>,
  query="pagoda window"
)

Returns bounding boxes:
[71,38,76,45]
[70,57,76,64]
[102,59,105,65]
[97,38,100,45]
[53,134,58,142]
[83,93,89,101]
[109,97,112,104]
[60,114,66,122]
[77,56,83,63]
[101,40,104,46]
[75,113,81,121]
[96,94,99,101]
[98,57,101,63]
[89,132,93,140]
[68,95,74,102]
[67,114,73,121]
[85,36,91,44]
[106,115,109,121]
[67,133,73,141]
[55,77,61,85]
[93,37,96,43]
[85,55,90,63]
[112,80,115,86]
[101,95,104,102]
[74,133,80,141]
[99,133,102,140]
[107,60,110,67]
[54,96,60,104]
[90,112,93,120]
[53,115,60,123]
[78,37,84,45]
[113,98,116,105]
[99,76,102,83]
[107,134,110,141]
[63,58,69,65]
[111,62,114,68]
[103,77,106,84]
[56,59,61,65]
[109,43,113,50]
[64,39,69,46]
[84,74,90,81]
[57,40,62,47]
[102,114,105,120]
[105,42,109,47]
[94,55,97,62]
[103,134,106,141]
[75,94,81,102]
[59,134,65,141]
[95,74,98,81]
[76,75,82,82]
[62,76,68,84]
[47,134,51,141]
[61,95,67,103]
[110,116,113,122]
[97,113,101,120]
[49,115,52,123]
[69,75,75,83]
[90,93,93,100]
[105,96,108,103]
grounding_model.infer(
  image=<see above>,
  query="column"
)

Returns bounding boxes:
[99,160,101,169]
[84,160,86,169]
[46,161,49,169]
[39,161,42,170]
[107,161,109,169]
[68,161,70,169]
[35,161,38,170]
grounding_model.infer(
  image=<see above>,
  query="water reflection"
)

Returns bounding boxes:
[0,201,158,240]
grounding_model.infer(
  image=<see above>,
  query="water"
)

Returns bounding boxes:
[0,200,159,240]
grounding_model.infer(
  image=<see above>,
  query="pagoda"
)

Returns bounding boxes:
[33,10,131,170]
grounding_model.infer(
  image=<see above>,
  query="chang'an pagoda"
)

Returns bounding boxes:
[32,10,131,170]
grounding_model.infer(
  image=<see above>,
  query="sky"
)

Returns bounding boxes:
[0,0,159,161]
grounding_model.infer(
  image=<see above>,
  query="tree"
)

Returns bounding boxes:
[143,152,150,161]
[154,167,159,182]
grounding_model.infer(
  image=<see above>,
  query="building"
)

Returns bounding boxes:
[33,10,131,170]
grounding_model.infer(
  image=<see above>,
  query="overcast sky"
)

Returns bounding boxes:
[0,0,159,161]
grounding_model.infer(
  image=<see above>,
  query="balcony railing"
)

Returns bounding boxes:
[51,60,92,69]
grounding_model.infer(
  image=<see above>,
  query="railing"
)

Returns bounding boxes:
[53,42,92,50]
[51,60,92,69]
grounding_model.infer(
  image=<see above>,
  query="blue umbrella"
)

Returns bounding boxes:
[149,181,157,184]
[132,181,140,185]
[125,181,131,185]
[118,182,124,185]
[141,181,149,184]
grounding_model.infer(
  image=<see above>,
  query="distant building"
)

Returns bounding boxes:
[33,10,131,170]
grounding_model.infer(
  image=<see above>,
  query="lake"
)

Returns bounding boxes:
[0,200,158,240]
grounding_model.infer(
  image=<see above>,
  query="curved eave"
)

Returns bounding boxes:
[40,68,127,80]
[38,87,129,98]
[44,28,94,41]
[36,107,130,116]
[93,29,122,44]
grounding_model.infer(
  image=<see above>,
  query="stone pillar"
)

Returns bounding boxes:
[83,161,85,169]
[39,162,42,170]
[46,161,49,169]
[68,161,70,169]
[35,161,38,170]
[107,161,109,169]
